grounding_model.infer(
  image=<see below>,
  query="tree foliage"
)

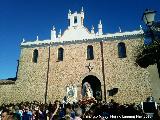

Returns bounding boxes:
[136,41,160,68]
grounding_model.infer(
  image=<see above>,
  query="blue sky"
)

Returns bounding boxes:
[0,0,159,79]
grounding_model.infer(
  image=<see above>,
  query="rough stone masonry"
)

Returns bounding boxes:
[0,8,160,104]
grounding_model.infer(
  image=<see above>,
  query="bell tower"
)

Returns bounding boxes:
[68,7,84,28]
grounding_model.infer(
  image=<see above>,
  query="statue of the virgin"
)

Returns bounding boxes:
[82,82,93,98]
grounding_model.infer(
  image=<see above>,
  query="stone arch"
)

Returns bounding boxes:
[81,74,102,101]
[80,72,103,85]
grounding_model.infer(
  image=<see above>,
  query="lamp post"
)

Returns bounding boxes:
[136,9,160,68]
[137,9,160,77]
[142,9,157,43]
[142,9,156,26]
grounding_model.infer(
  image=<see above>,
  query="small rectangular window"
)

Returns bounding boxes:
[74,16,77,24]
[33,49,38,63]
[118,42,127,58]
[58,48,64,61]
[87,45,94,60]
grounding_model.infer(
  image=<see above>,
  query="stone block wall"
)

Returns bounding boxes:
[0,83,15,104]
[14,47,49,103]
[103,39,152,104]
[47,42,103,103]
[0,37,155,104]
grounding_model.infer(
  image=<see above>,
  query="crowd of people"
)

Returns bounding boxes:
[0,98,160,120]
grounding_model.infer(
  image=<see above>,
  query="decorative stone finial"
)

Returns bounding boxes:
[69,9,71,14]
[22,38,25,43]
[119,27,122,32]
[36,36,39,41]
[81,6,84,12]
[51,25,56,40]
[58,29,62,38]
[59,29,61,35]
[53,25,55,31]
[92,25,94,30]
[98,20,103,35]
[140,25,143,30]
[99,19,102,24]
[91,25,95,34]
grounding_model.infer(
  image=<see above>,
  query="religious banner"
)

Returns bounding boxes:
[66,85,77,103]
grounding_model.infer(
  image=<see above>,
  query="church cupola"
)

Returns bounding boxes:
[68,7,84,28]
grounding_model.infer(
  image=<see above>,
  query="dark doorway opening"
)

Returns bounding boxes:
[82,75,102,101]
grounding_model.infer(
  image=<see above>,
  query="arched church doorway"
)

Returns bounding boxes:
[82,75,102,101]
